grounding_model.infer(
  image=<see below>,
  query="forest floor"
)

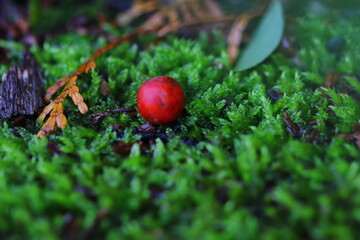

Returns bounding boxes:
[0,0,360,239]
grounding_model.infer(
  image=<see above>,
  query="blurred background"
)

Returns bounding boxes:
[1,0,359,43]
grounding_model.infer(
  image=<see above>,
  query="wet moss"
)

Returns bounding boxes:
[0,12,360,240]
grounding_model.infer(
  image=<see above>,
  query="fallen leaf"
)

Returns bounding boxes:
[227,16,252,64]
[235,0,284,71]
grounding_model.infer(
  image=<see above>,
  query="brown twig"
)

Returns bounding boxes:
[37,29,148,137]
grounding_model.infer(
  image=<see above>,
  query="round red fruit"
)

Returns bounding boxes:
[136,76,185,125]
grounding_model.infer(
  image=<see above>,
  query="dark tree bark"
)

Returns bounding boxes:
[0,51,44,119]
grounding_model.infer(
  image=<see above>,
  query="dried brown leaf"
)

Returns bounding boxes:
[227,16,251,64]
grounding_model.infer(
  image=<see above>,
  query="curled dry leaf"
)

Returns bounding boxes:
[227,15,252,64]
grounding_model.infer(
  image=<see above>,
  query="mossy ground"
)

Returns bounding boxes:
[0,9,360,240]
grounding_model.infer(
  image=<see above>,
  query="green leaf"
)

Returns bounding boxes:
[235,0,284,71]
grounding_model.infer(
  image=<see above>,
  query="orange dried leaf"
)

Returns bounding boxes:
[38,101,56,122]
[37,28,143,137]
[69,85,79,94]
[78,101,88,114]
[68,85,88,114]
[85,61,96,73]
[56,113,68,129]
[45,118,56,130]
[71,92,84,105]
[37,116,56,138]
[45,76,71,102]
[52,102,63,112]
[69,75,78,85]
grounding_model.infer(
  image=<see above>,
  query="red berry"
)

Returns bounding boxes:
[136,76,185,125]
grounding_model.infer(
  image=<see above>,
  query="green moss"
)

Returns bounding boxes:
[0,11,360,240]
